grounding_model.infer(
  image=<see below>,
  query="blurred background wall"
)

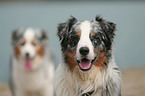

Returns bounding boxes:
[0,0,145,82]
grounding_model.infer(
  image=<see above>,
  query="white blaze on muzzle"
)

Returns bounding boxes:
[76,21,94,60]
[76,21,96,71]
[21,29,36,71]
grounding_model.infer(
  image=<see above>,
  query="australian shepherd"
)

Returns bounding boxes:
[10,28,55,96]
[55,16,121,96]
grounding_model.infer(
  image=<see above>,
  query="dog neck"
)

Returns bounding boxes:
[70,66,105,95]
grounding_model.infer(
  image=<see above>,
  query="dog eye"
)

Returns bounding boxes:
[21,41,26,46]
[21,42,25,46]
[31,41,37,46]
[93,36,101,46]
[69,35,79,48]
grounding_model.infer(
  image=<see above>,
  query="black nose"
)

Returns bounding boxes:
[79,47,89,56]
[25,53,29,57]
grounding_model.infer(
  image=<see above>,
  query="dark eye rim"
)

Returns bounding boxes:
[21,42,25,46]
[20,41,25,46]
[68,35,79,47]
[31,42,37,46]
[91,35,102,46]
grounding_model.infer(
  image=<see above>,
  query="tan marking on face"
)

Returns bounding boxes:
[21,39,26,46]
[77,31,81,36]
[14,46,20,58]
[93,49,107,68]
[65,50,78,70]
[36,46,44,58]
[31,40,36,46]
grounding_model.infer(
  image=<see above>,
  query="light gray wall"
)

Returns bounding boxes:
[0,1,145,82]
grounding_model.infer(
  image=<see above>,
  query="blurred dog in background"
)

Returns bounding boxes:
[55,16,121,96]
[10,28,55,96]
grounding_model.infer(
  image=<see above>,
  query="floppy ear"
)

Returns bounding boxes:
[95,16,116,39]
[57,16,77,51]
[57,16,77,40]
[95,16,116,50]
[105,21,116,38]
[11,29,24,45]
[11,29,20,45]
[38,30,49,46]
[40,30,48,40]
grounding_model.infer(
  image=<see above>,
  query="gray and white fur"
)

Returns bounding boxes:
[55,16,121,96]
[10,28,55,96]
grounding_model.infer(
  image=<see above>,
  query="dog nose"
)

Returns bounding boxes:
[79,47,89,56]
[25,53,29,57]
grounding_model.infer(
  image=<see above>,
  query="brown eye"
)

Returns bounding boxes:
[95,37,101,44]
[31,40,37,46]
[21,40,26,46]
[91,35,101,47]
[69,35,79,48]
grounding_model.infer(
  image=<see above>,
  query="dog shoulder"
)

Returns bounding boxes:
[55,62,77,96]
[103,57,121,96]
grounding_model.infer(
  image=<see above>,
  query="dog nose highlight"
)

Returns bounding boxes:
[79,47,89,56]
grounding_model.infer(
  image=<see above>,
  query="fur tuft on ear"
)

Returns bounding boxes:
[95,15,103,22]
[57,16,77,51]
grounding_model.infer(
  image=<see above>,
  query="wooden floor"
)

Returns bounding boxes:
[0,68,145,96]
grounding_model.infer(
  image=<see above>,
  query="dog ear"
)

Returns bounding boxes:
[39,30,48,46]
[12,29,18,41]
[11,29,24,45]
[95,16,116,39]
[57,16,77,40]
[11,29,21,45]
[105,21,116,38]
[95,16,116,50]
[57,16,77,51]
[40,30,48,40]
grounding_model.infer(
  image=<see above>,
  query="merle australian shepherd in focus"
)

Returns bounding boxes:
[55,16,121,96]
[10,28,55,96]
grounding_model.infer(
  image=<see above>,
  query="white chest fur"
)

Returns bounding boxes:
[12,57,54,92]
[55,57,120,96]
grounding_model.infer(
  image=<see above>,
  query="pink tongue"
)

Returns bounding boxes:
[79,59,92,70]
[25,58,32,71]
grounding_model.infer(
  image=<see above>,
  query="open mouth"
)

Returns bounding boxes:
[77,57,97,71]
[25,57,33,71]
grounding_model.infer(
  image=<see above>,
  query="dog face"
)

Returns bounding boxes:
[58,16,116,71]
[12,28,48,71]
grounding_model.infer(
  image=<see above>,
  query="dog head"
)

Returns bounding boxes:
[57,16,116,71]
[12,28,48,71]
